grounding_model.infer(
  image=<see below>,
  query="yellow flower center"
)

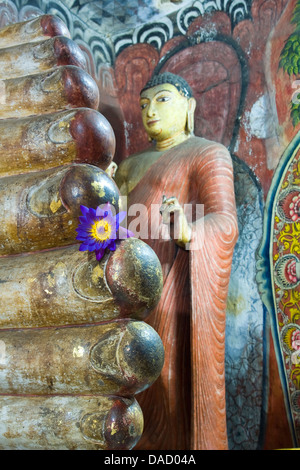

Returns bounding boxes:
[90,219,112,242]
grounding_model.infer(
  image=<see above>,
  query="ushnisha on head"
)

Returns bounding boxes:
[139,72,196,150]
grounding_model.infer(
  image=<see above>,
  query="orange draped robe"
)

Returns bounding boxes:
[125,136,238,450]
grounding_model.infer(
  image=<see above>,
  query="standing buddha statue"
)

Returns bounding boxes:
[115,72,238,450]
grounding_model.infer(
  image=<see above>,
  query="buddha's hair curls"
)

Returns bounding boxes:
[140,72,193,98]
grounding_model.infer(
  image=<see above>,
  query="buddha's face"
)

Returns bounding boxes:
[139,83,189,142]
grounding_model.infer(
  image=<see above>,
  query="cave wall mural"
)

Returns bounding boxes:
[1,0,300,450]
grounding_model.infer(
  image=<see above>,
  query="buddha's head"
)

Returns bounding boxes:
[139,72,196,149]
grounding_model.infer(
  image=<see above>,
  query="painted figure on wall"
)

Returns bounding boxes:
[115,72,238,450]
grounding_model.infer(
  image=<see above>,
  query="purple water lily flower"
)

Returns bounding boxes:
[75,202,134,261]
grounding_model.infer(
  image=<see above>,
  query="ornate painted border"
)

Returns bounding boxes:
[257,131,300,448]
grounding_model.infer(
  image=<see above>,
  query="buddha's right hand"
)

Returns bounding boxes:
[160,195,192,248]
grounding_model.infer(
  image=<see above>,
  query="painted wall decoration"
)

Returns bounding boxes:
[257,131,300,448]
[257,0,300,449]
[226,156,267,450]
[279,0,300,126]
[1,0,300,450]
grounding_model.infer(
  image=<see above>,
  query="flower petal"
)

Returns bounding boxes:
[76,225,91,234]
[116,211,126,225]
[94,241,105,251]
[118,226,135,239]
[76,235,87,242]
[127,230,135,238]
[86,240,96,251]
[80,205,90,216]
[108,240,116,251]
[78,216,89,224]
[96,202,112,218]
[95,248,105,261]
[76,235,89,242]
[89,207,96,216]
[79,243,89,252]
[96,206,105,218]
[100,239,111,250]
[85,214,95,225]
